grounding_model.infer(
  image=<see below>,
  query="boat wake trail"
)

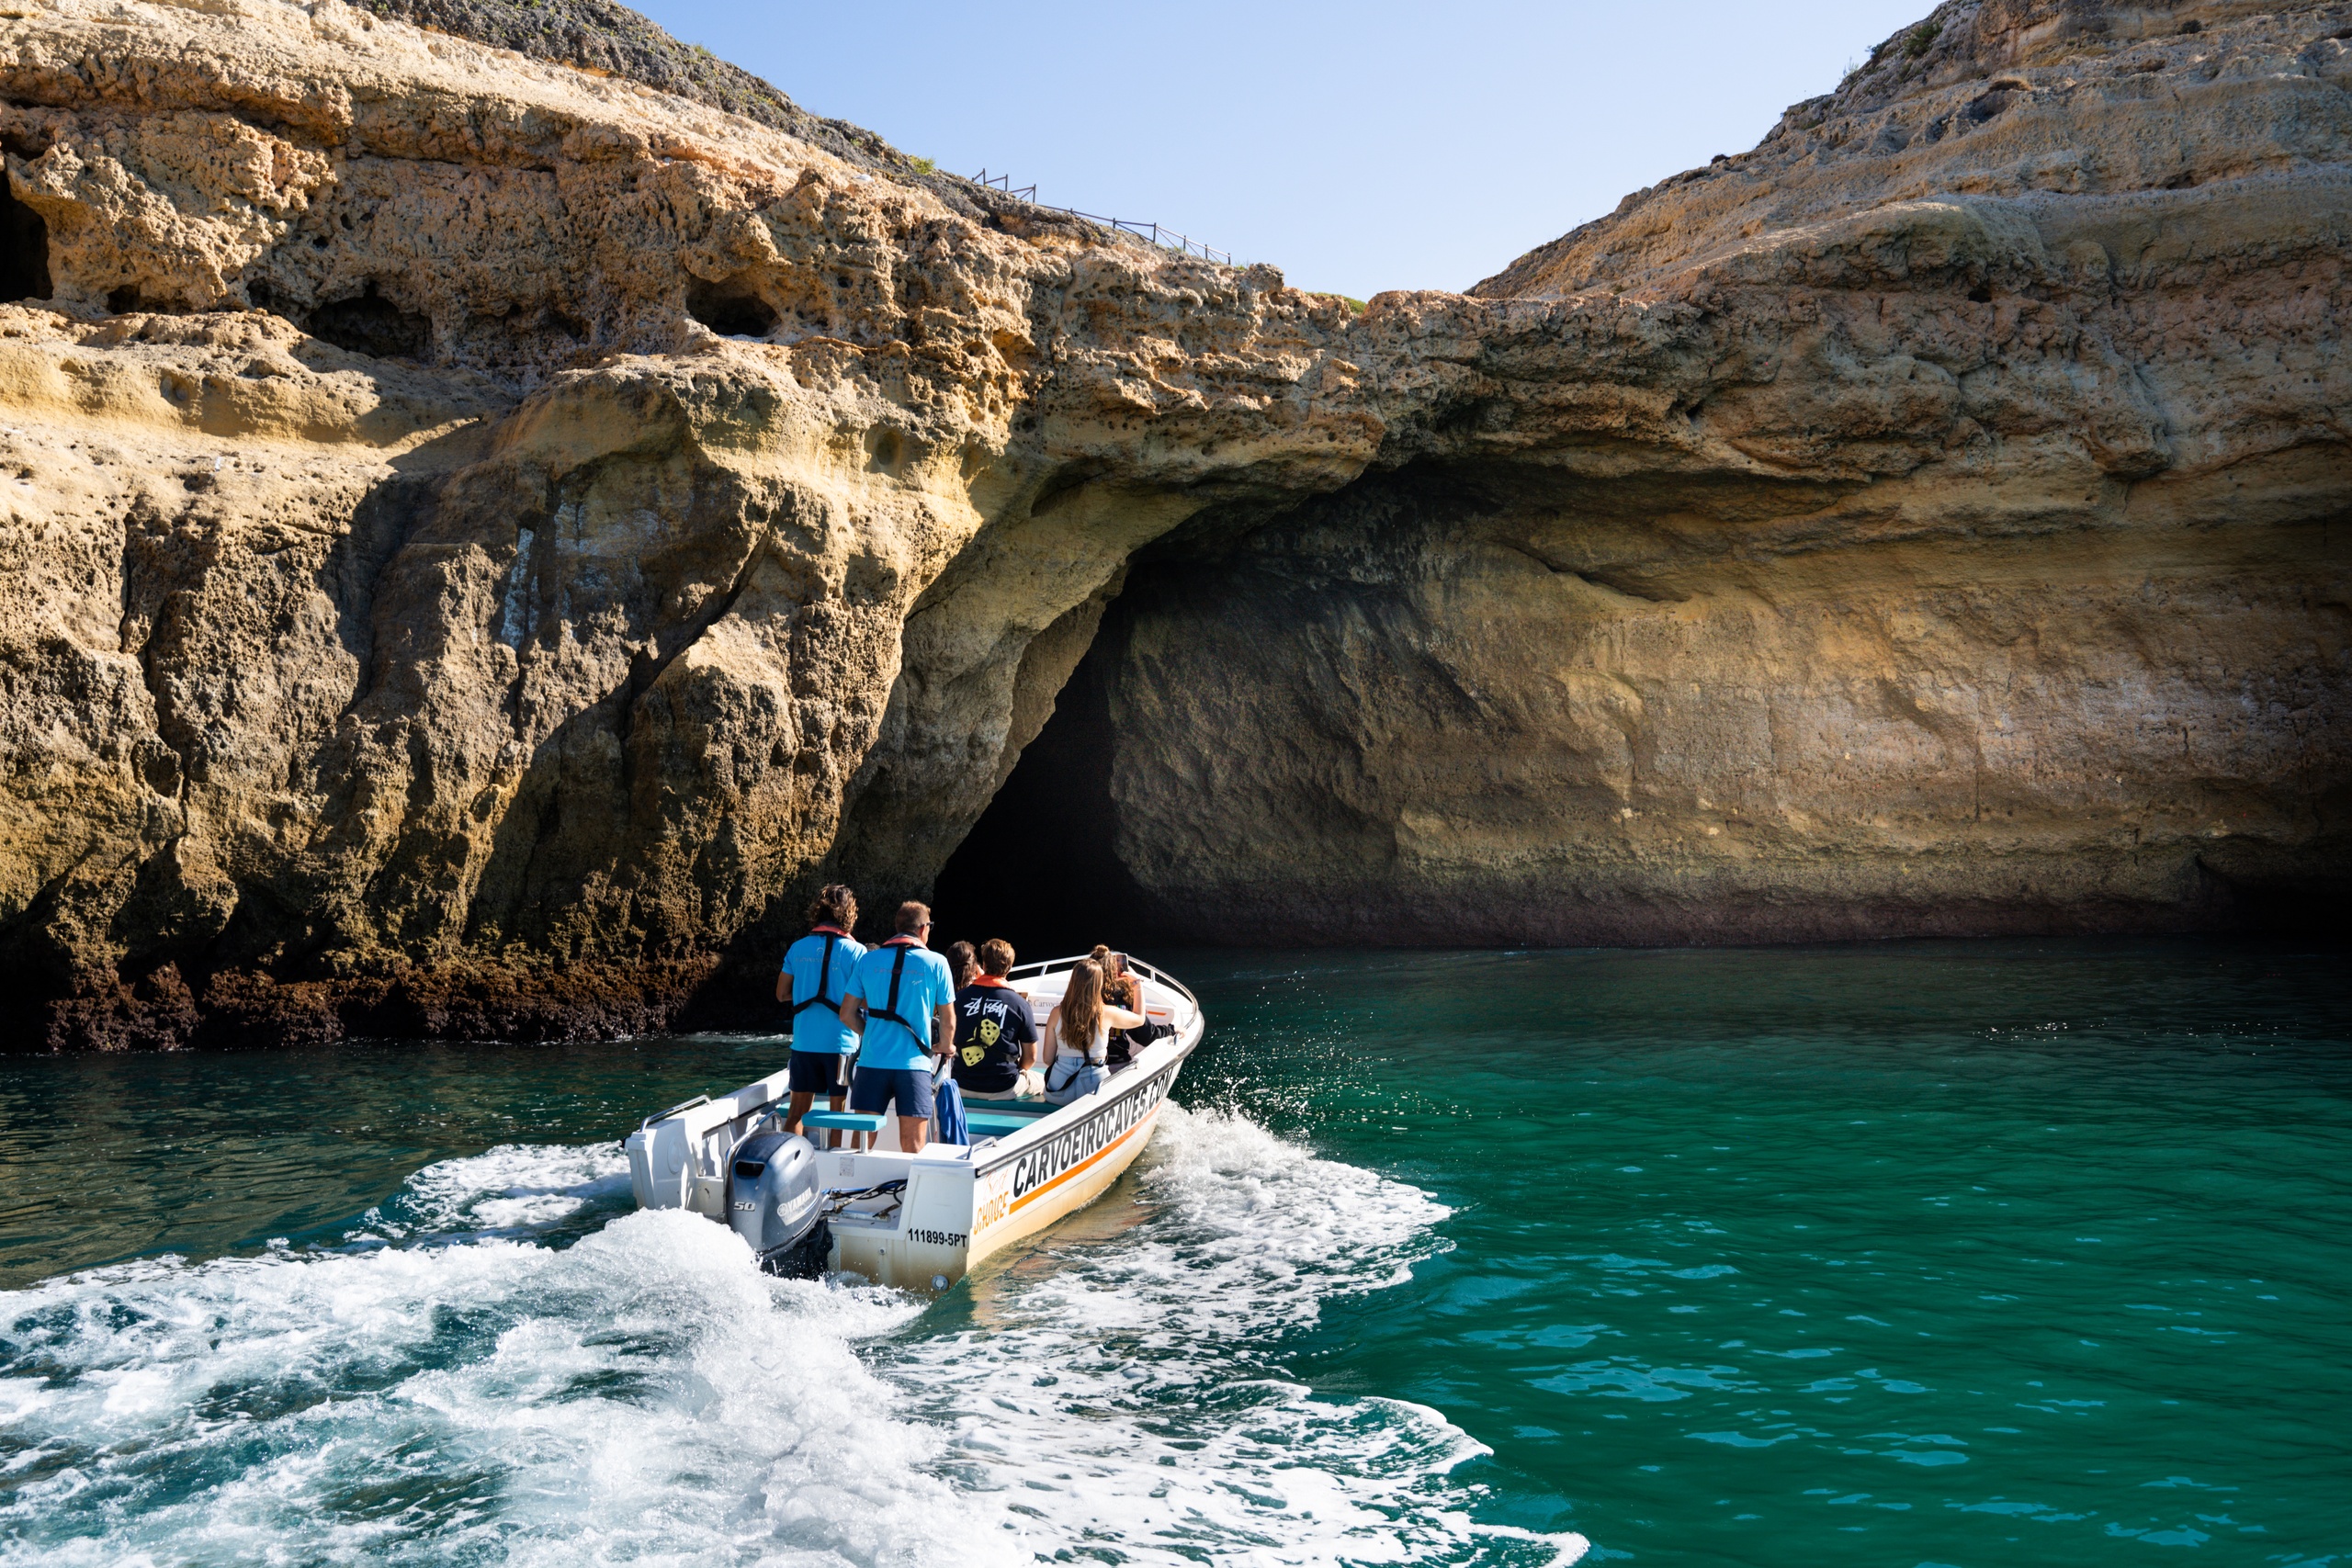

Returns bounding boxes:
[0,1111,1583,1566]
[888,1104,1588,1565]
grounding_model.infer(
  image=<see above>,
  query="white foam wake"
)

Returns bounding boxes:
[884,1106,1588,1565]
[0,1115,1584,1566]
[359,1141,636,1240]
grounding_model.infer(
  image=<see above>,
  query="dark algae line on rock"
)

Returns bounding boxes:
[0,0,2346,1047]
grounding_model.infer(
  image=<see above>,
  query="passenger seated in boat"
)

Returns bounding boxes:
[946,941,978,989]
[841,900,958,1153]
[1095,947,1141,1066]
[1043,958,1148,1105]
[953,939,1041,1100]
[775,884,865,1146]
[1093,948,1170,1067]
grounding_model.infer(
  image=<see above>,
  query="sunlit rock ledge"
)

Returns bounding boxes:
[0,0,2343,1045]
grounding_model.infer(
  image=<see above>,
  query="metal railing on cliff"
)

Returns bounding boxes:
[969,170,1235,266]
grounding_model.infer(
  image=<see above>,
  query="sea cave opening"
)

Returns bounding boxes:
[930,598,1158,962]
[0,176,51,303]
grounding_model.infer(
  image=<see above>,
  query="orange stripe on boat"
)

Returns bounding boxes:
[1008,1104,1160,1213]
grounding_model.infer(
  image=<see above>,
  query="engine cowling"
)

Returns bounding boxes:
[726,1130,828,1275]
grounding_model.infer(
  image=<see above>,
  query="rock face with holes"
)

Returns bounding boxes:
[0,0,1370,1045]
[0,0,2345,1047]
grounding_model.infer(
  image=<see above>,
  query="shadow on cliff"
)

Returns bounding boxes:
[925,454,2352,960]
[0,412,503,1051]
[929,608,1159,961]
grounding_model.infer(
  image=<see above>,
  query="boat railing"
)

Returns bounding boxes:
[1005,953,1199,1013]
[1123,955,1199,1011]
[639,1092,709,1131]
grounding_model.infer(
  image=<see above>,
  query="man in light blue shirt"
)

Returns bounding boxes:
[775,883,865,1145]
[841,899,956,1153]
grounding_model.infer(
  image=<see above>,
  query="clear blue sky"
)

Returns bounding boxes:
[633,0,1934,300]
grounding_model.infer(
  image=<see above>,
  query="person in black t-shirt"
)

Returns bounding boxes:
[953,938,1040,1099]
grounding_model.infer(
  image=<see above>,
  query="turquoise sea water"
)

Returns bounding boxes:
[1,939,2346,1565]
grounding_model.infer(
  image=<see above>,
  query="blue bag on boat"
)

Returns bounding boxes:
[931,1066,968,1145]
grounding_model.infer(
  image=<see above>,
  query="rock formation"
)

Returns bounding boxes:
[1082,0,2352,945]
[0,0,2342,1046]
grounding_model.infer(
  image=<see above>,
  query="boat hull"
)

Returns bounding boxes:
[626,956,1204,1292]
[821,1046,1188,1290]
[970,1051,1182,1265]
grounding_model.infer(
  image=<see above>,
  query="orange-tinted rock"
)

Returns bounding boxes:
[0,0,2343,1044]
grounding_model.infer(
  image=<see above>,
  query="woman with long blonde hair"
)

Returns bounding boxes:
[1042,958,1147,1104]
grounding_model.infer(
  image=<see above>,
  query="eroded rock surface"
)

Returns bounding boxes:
[0,0,2342,1045]
[0,0,1371,1044]
[1089,0,2352,943]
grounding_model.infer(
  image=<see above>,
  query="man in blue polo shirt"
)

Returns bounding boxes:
[840,899,956,1152]
[775,883,865,1146]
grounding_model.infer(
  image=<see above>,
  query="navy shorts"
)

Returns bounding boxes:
[788,1050,847,1095]
[849,1065,935,1122]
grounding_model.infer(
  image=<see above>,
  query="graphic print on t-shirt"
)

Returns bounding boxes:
[952,983,1037,1093]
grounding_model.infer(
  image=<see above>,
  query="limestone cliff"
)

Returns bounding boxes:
[1082,0,2352,944]
[0,0,2342,1046]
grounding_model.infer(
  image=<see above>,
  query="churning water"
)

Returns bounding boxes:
[2,938,2346,1565]
[0,1065,1565,1564]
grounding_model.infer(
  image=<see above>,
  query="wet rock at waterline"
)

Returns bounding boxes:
[0,0,2345,1046]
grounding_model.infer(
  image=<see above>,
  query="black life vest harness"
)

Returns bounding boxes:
[862,940,926,1043]
[790,931,846,1018]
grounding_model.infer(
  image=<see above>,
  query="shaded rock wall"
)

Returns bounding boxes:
[0,0,2343,1047]
[1091,457,2346,944]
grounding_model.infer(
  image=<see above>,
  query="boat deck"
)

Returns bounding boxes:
[631,959,1195,1190]
[626,954,1203,1288]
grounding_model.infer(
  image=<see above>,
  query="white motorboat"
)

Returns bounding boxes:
[625,954,1205,1290]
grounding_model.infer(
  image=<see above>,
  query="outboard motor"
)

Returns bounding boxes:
[727,1129,829,1277]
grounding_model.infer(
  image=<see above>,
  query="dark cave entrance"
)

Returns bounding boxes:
[307,284,432,360]
[1,176,51,302]
[685,276,779,338]
[930,604,1159,962]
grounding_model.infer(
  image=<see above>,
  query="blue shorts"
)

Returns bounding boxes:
[788,1050,847,1096]
[849,1065,935,1122]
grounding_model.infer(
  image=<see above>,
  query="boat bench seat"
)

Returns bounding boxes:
[964,1111,1039,1137]
[799,1111,885,1133]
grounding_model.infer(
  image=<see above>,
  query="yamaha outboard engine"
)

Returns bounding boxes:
[727,1129,829,1277]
